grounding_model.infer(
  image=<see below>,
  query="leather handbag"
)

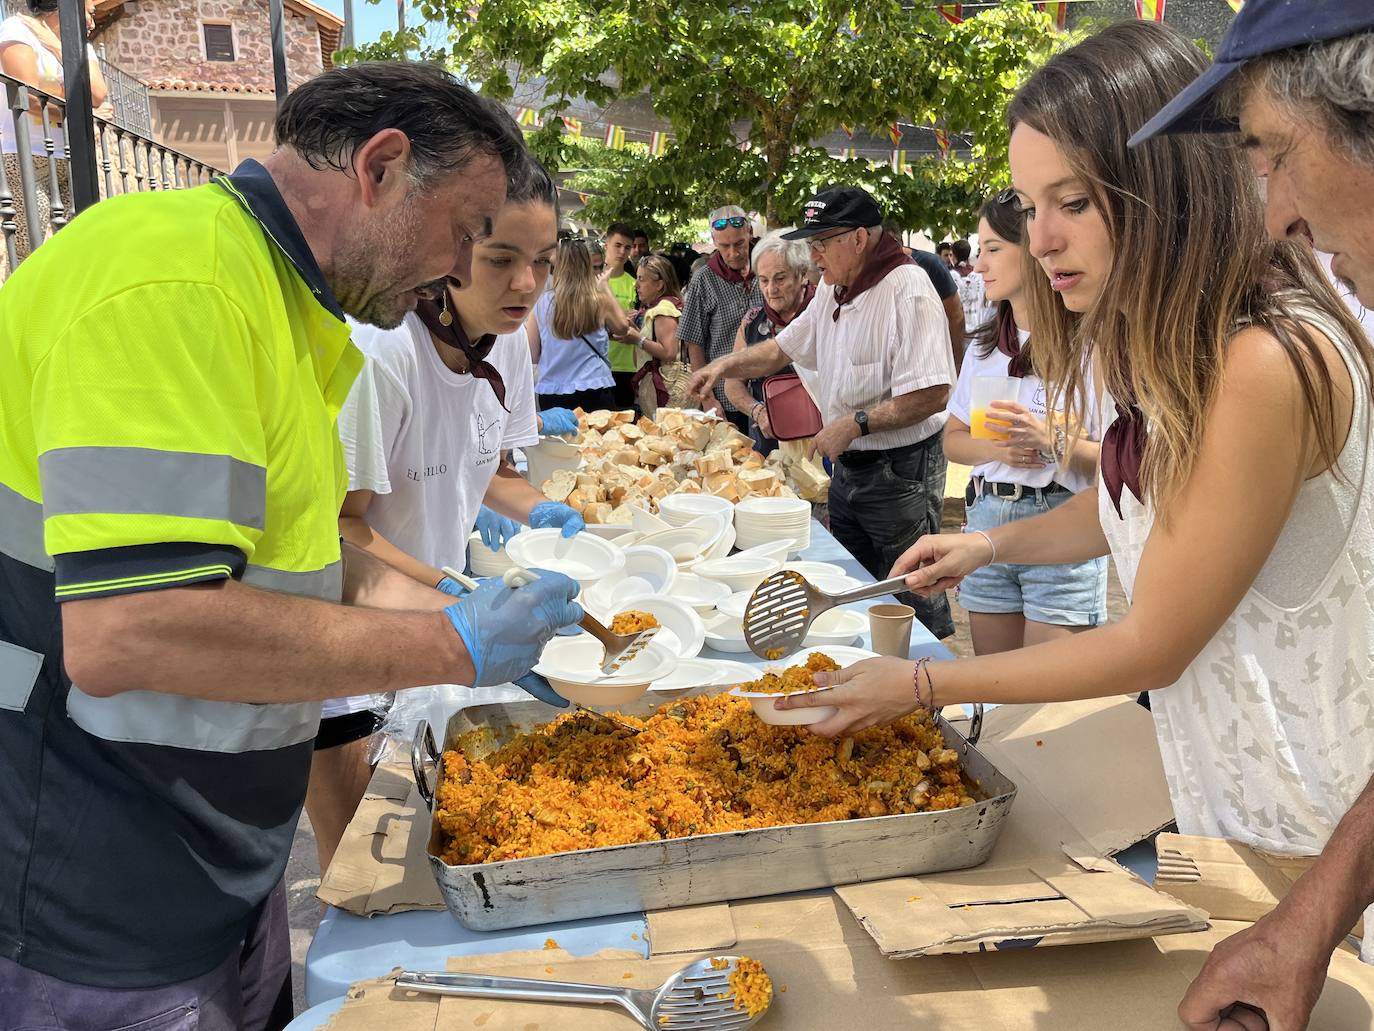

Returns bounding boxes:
[761,372,823,440]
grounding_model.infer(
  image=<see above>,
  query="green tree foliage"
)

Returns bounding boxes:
[345,1,1058,234]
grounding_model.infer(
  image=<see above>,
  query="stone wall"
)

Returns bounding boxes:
[99,0,323,90]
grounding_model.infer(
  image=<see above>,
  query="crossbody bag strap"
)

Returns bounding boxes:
[578,334,612,368]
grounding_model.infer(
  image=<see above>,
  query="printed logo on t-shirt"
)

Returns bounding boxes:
[476,413,499,458]
[405,463,449,481]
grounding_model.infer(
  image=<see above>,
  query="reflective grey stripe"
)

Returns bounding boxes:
[67,686,322,753]
[243,560,343,602]
[0,641,42,712]
[39,447,267,530]
[0,481,53,571]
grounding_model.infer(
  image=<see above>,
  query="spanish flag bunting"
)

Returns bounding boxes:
[1133,0,1165,21]
[577,192,588,204]
[603,124,625,149]
[1225,0,1242,10]
[934,126,951,159]
[1035,2,1068,30]
[937,4,962,24]
[888,123,903,147]
[841,123,854,139]
[561,115,582,136]
[649,131,669,156]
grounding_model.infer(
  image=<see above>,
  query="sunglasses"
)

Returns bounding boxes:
[711,216,749,231]
[996,187,1017,206]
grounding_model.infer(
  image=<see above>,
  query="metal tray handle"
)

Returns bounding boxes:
[967,702,984,746]
[411,720,440,810]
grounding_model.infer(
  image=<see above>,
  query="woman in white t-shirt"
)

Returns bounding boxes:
[0,0,109,272]
[774,21,1374,1001]
[306,162,582,876]
[945,191,1106,654]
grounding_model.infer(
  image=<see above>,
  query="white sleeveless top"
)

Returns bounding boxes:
[1099,306,1374,961]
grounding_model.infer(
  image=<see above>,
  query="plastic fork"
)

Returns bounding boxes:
[394,955,770,1030]
[742,569,910,660]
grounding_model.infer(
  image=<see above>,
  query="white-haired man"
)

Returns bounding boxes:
[678,205,763,429]
[1134,3,1374,1028]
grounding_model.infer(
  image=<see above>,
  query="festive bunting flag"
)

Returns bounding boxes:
[603,124,625,149]
[934,126,951,160]
[841,123,854,139]
[891,149,907,172]
[516,106,539,127]
[1225,0,1242,10]
[888,123,903,147]
[577,192,588,204]
[843,146,856,160]
[1133,0,1165,21]
[561,115,582,136]
[739,140,752,152]
[1035,2,1068,30]
[937,4,963,25]
[649,131,669,156]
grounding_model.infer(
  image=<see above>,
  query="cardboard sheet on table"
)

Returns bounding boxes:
[316,764,444,915]
[1155,832,1365,941]
[321,894,1374,1031]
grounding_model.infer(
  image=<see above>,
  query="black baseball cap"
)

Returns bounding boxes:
[1130,0,1374,148]
[781,186,884,240]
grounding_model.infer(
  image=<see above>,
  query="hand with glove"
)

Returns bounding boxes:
[474,505,521,552]
[538,408,581,437]
[528,500,585,538]
[442,568,583,692]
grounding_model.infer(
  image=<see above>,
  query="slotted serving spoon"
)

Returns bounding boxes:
[442,565,661,675]
[394,955,770,1030]
[743,569,909,660]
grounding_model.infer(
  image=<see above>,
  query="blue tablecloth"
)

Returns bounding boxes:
[303,518,951,1009]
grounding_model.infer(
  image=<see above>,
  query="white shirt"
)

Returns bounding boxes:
[0,17,97,157]
[946,329,1101,493]
[1099,305,1374,961]
[957,269,996,338]
[339,314,540,569]
[775,264,955,450]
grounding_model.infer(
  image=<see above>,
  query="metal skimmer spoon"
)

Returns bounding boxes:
[742,569,911,660]
[394,955,771,1030]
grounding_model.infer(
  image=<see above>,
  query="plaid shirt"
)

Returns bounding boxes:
[678,263,763,412]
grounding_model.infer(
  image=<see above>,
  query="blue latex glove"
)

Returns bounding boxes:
[475,506,521,551]
[539,407,580,436]
[443,568,583,688]
[528,501,585,539]
[436,575,468,597]
[513,671,569,708]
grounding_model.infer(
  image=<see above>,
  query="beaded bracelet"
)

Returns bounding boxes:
[912,657,935,712]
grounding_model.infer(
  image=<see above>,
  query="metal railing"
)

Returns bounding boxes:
[1,70,222,277]
[96,55,153,137]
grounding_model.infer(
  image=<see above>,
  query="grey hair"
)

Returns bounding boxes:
[750,231,811,276]
[708,204,748,224]
[1240,30,1374,167]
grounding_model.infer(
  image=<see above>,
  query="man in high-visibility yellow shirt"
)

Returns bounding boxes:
[0,61,581,1028]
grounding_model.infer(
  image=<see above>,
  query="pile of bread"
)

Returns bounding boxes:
[539,408,830,524]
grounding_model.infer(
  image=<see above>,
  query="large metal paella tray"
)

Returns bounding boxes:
[411,690,1016,931]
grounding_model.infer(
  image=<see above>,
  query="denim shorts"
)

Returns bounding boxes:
[958,487,1109,627]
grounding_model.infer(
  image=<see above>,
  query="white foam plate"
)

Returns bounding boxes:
[650,657,731,692]
[804,607,867,647]
[658,493,735,521]
[636,525,715,562]
[584,523,634,540]
[506,528,626,583]
[735,497,811,518]
[706,659,765,688]
[620,545,678,595]
[702,612,753,653]
[781,561,846,581]
[670,572,732,612]
[729,684,836,726]
[534,636,678,706]
[593,595,704,660]
[630,505,671,534]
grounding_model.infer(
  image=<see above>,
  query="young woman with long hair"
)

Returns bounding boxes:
[528,238,630,411]
[943,191,1106,655]
[776,20,1374,964]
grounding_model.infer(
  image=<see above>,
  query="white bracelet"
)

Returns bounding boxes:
[973,529,997,566]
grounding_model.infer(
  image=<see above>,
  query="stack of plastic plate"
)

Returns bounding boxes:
[468,531,518,577]
[657,493,734,527]
[733,497,812,554]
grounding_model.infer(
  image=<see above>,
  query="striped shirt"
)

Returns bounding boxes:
[775,265,954,451]
[678,262,762,411]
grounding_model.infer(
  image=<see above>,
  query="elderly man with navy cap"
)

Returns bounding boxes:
[1136,3,1374,1028]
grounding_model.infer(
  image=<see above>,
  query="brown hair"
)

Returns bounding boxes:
[636,254,683,304]
[1008,20,1373,518]
[550,239,604,340]
[970,192,1027,362]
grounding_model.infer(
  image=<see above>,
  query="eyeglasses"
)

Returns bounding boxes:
[711,216,749,231]
[808,228,857,253]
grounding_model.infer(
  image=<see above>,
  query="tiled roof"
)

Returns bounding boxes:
[146,78,279,94]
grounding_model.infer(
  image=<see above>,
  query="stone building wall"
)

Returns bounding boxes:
[99,0,323,90]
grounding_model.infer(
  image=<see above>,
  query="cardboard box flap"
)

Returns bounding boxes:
[321,895,1374,1031]
[646,902,736,956]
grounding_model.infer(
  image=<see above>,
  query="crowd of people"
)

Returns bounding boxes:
[0,1,1372,1030]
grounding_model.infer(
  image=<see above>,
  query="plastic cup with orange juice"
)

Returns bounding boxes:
[970,376,1020,440]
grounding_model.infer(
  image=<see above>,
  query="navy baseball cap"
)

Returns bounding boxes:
[1129,0,1374,148]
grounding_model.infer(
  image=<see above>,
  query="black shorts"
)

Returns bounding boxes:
[314,702,389,752]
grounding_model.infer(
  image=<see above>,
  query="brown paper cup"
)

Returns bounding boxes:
[868,603,915,658]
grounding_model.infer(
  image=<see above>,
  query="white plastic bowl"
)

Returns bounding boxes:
[715,591,750,621]
[658,493,735,523]
[670,572,732,613]
[781,560,846,582]
[730,684,837,726]
[807,644,879,665]
[620,545,678,595]
[630,505,671,534]
[693,555,782,595]
[636,525,715,563]
[593,594,704,660]
[649,657,724,692]
[705,659,764,687]
[468,531,518,576]
[735,496,811,519]
[505,528,626,586]
[584,522,634,540]
[701,612,753,653]
[804,607,867,647]
[534,636,677,706]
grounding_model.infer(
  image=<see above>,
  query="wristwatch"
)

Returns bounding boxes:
[854,410,870,436]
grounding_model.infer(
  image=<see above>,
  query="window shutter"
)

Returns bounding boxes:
[203,24,235,62]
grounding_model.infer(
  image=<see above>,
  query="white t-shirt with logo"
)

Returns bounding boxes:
[946,328,1101,494]
[325,315,539,720]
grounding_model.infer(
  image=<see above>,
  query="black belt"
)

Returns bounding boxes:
[965,477,1070,505]
[836,435,937,469]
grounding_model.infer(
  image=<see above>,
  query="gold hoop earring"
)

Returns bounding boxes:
[438,289,454,327]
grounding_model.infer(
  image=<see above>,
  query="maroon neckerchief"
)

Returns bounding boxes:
[832,233,914,322]
[1101,396,1146,519]
[414,290,509,411]
[707,249,753,286]
[763,282,816,328]
[996,312,1033,378]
